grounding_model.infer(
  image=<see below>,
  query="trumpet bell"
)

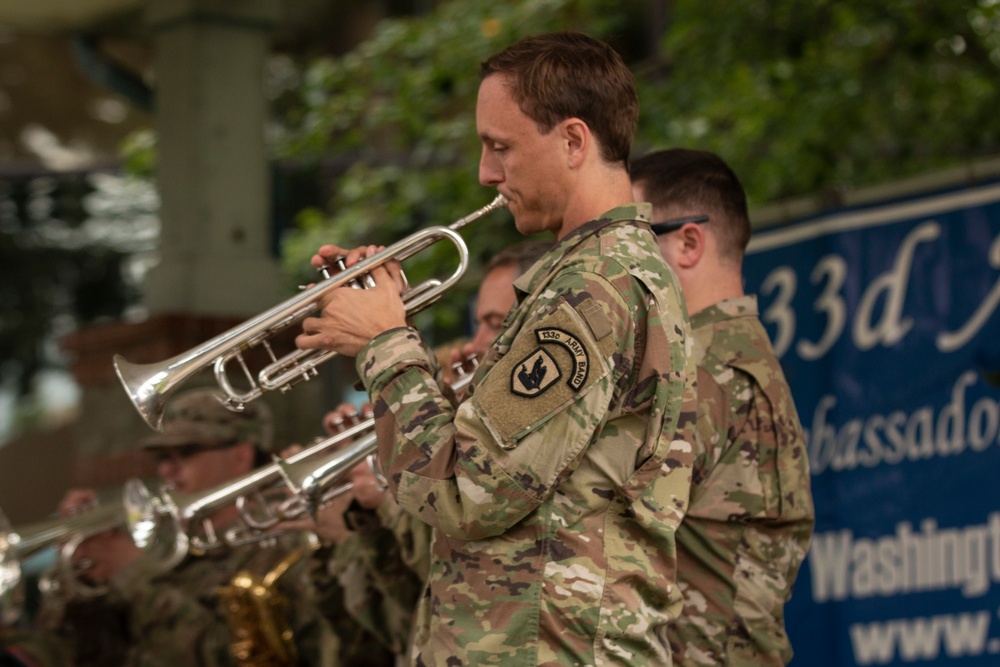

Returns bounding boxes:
[114,355,177,431]
[123,478,189,571]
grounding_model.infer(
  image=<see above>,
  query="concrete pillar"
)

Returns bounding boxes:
[143,0,285,316]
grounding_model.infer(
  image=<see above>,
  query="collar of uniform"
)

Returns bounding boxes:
[512,202,653,299]
[690,294,759,330]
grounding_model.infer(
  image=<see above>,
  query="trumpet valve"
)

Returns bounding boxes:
[218,395,247,413]
[277,366,319,394]
[451,354,480,378]
[323,414,345,433]
[329,257,374,290]
[323,407,368,435]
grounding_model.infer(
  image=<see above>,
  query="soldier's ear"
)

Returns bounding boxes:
[560,118,589,168]
[675,222,704,269]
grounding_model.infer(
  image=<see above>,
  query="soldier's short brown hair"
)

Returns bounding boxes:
[480,31,637,167]
[484,239,551,276]
[631,148,752,263]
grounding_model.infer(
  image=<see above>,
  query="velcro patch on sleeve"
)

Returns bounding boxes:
[475,300,610,448]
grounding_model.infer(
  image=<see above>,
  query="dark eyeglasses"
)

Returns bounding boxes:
[650,215,709,236]
[149,440,238,465]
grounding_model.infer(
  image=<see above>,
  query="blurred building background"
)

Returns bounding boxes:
[0,0,409,524]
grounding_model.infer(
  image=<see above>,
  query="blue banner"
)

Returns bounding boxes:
[744,179,1000,666]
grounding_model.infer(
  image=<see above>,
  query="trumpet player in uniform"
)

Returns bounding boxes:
[630,148,814,666]
[296,31,699,666]
[35,388,382,667]
[308,240,553,659]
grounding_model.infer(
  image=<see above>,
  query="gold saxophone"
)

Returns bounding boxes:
[217,548,303,667]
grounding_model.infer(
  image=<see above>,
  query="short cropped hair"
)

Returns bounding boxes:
[480,31,638,167]
[630,148,752,262]
[484,239,551,276]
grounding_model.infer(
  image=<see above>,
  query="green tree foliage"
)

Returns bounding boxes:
[276,0,1000,254]
[272,0,1000,344]
[635,0,1000,205]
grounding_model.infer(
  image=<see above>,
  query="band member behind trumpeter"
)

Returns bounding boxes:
[35,389,385,667]
[631,148,815,666]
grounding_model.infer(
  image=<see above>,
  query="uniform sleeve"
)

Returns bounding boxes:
[375,496,433,580]
[679,357,814,666]
[358,270,637,540]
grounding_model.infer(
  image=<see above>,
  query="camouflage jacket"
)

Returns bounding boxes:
[36,532,371,667]
[668,296,814,667]
[324,498,428,656]
[357,204,698,665]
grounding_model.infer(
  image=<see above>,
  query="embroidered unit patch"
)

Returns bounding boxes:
[510,347,562,397]
[475,300,611,448]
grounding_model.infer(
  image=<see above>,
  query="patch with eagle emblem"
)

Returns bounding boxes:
[474,299,612,449]
[510,347,561,397]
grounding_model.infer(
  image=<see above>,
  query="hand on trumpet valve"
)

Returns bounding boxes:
[449,347,481,378]
[312,244,390,290]
[445,348,480,402]
[296,244,408,357]
[72,532,140,584]
[55,488,141,583]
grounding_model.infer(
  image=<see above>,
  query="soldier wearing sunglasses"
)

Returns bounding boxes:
[36,389,387,667]
[632,148,815,667]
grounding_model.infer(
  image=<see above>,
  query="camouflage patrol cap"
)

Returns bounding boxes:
[139,388,274,451]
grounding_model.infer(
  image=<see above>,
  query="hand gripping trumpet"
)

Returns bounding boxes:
[122,365,476,570]
[113,195,508,431]
[0,502,125,602]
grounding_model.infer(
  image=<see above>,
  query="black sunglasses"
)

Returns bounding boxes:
[149,440,239,465]
[650,215,709,236]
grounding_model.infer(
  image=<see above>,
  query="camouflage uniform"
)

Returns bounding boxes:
[324,498,428,656]
[668,296,814,666]
[356,204,698,665]
[35,519,351,667]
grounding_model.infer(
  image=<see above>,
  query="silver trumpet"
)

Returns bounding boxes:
[122,406,386,571]
[279,366,475,517]
[113,194,508,430]
[0,502,125,602]
[124,365,476,571]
